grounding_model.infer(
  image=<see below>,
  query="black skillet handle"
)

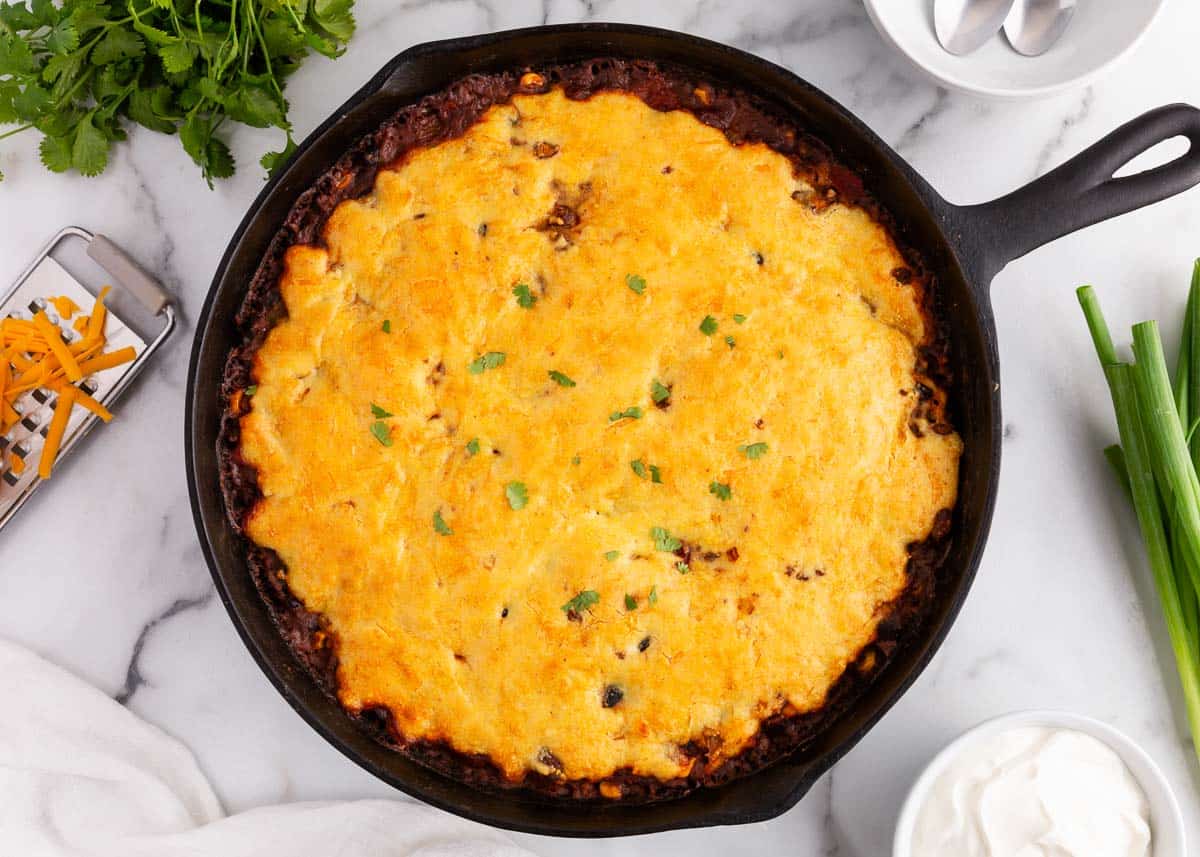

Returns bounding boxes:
[955,104,1200,283]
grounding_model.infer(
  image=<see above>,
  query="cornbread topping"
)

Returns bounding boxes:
[221,59,962,800]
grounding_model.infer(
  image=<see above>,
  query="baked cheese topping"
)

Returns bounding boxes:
[240,88,962,785]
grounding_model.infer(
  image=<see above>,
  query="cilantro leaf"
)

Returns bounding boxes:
[433,509,453,536]
[513,283,537,308]
[45,20,78,55]
[648,585,658,605]
[651,379,670,404]
[505,481,528,510]
[260,135,297,176]
[739,442,769,460]
[205,136,235,180]
[127,86,177,134]
[676,561,689,574]
[369,420,393,446]
[710,481,732,501]
[159,40,194,74]
[733,313,747,324]
[725,335,736,349]
[245,385,258,397]
[91,27,144,65]
[561,589,599,616]
[609,406,642,422]
[624,593,637,610]
[548,370,576,387]
[381,319,391,333]
[38,134,72,172]
[225,84,287,129]
[0,31,37,74]
[649,464,662,483]
[370,402,393,419]
[651,527,681,552]
[631,459,647,479]
[313,0,357,42]
[625,273,646,294]
[604,550,620,562]
[469,351,506,374]
[71,113,108,176]
[466,438,480,456]
[699,315,718,335]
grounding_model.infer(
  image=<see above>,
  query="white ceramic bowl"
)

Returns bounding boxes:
[893,710,1186,857]
[863,0,1168,99]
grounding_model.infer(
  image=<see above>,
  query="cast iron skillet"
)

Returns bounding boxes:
[186,24,1200,836]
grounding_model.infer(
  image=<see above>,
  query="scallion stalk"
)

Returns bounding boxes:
[1078,282,1200,767]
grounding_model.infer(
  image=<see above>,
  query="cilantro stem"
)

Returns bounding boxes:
[0,125,34,141]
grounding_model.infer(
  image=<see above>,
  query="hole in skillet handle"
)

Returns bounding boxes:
[950,103,1200,283]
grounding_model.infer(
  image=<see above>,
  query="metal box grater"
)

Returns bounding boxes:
[0,227,175,531]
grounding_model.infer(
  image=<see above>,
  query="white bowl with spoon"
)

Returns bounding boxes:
[893,710,1185,857]
[863,0,1168,99]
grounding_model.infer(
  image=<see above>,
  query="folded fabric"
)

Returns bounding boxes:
[0,638,536,857]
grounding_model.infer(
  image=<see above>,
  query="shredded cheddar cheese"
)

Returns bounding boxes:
[1,286,135,480]
[48,296,81,319]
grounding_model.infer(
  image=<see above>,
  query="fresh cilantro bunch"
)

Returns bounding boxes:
[0,0,355,185]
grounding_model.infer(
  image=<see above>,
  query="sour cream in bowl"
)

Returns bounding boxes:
[893,711,1185,857]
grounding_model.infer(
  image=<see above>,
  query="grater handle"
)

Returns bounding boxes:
[86,235,171,316]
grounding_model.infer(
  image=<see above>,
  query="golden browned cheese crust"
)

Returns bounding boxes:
[239,88,961,784]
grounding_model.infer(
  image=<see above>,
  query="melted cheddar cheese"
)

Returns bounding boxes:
[240,88,962,786]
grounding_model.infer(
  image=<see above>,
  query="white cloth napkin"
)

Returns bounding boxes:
[0,638,536,857]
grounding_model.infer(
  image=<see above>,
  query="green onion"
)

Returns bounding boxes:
[1078,278,1200,767]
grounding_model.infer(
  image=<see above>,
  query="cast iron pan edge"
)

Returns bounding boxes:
[186,24,1200,836]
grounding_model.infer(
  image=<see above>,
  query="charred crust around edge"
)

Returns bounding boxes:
[215,57,959,805]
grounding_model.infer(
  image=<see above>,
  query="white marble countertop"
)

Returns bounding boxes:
[3,1,1200,854]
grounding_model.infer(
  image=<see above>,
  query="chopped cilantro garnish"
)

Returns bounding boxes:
[562,590,600,615]
[433,509,453,536]
[648,585,658,605]
[609,406,643,422]
[604,550,620,562]
[651,379,671,403]
[369,421,393,447]
[469,351,506,374]
[733,314,747,324]
[370,402,393,419]
[651,527,681,552]
[513,283,537,308]
[725,335,736,349]
[631,460,663,482]
[676,561,690,574]
[549,370,577,387]
[699,315,718,335]
[710,481,732,501]
[505,481,529,510]
[626,273,647,295]
[466,438,481,456]
[244,385,257,397]
[625,593,638,610]
[572,455,582,466]
[382,319,392,333]
[739,442,769,459]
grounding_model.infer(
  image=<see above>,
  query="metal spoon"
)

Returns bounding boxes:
[934,0,1017,56]
[1003,0,1077,56]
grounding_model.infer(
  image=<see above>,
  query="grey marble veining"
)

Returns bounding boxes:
[2,1,1200,854]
